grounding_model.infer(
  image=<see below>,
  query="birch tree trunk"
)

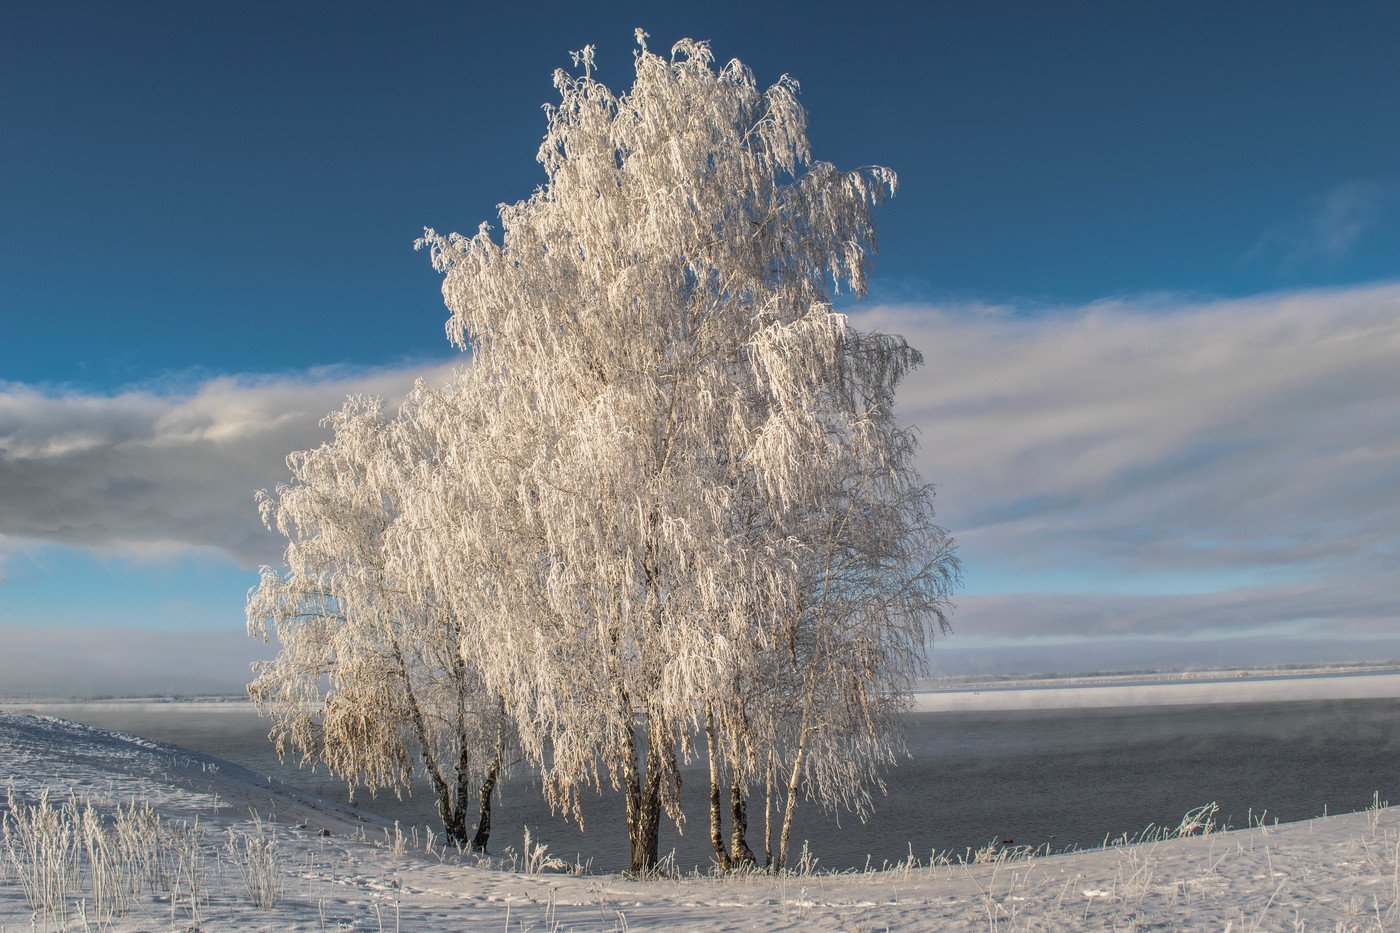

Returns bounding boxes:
[704,705,730,870]
[763,750,775,870]
[729,776,757,867]
[621,709,644,870]
[397,645,471,847]
[627,718,664,873]
[776,714,810,871]
[471,714,507,852]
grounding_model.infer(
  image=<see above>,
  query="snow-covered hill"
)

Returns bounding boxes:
[2,713,1396,930]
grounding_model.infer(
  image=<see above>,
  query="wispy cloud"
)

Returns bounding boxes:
[1246,181,1396,269]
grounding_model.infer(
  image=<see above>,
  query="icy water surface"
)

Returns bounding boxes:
[10,697,1399,873]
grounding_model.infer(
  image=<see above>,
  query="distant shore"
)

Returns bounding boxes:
[7,661,1400,708]
[913,665,1400,711]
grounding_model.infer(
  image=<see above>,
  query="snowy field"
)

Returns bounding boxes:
[4,675,1400,930]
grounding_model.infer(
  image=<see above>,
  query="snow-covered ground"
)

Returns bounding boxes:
[913,668,1400,711]
[2,712,1399,930]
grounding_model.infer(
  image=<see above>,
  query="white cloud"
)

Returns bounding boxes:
[954,577,1399,642]
[3,283,1399,676]
[855,282,1400,648]
[0,363,457,566]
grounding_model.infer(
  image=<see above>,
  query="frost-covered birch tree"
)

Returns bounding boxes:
[417,32,959,873]
[247,396,512,852]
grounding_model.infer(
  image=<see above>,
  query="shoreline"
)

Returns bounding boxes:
[8,667,1400,721]
[8,662,1400,707]
[912,667,1400,712]
[2,711,1398,929]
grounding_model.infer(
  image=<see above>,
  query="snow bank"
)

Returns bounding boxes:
[2,712,1397,930]
[913,670,1400,712]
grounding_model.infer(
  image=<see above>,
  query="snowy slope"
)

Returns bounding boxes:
[2,712,1398,930]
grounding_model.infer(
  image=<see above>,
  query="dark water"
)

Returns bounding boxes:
[14,697,1400,873]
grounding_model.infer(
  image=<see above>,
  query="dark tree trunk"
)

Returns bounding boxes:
[471,762,498,852]
[637,730,663,871]
[429,763,468,848]
[391,640,470,847]
[429,741,472,849]
[622,714,644,871]
[729,777,757,867]
[704,705,730,870]
[625,718,665,874]
[763,751,775,870]
[435,791,468,847]
[412,719,467,848]
[470,715,507,852]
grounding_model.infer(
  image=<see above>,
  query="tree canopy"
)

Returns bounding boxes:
[252,32,958,874]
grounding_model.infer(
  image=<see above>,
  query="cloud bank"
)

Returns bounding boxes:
[2,283,1398,684]
[0,625,273,697]
[0,364,455,566]
[857,282,1400,651]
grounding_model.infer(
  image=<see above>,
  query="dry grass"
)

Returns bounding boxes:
[0,784,216,928]
[226,815,283,910]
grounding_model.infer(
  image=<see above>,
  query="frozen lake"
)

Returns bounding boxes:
[8,679,1399,873]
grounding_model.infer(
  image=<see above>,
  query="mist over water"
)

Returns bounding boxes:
[16,697,1399,873]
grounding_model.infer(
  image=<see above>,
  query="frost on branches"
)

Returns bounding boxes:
[251,32,959,875]
[246,396,512,852]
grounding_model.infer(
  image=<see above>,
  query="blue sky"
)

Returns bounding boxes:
[3,1,1399,692]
